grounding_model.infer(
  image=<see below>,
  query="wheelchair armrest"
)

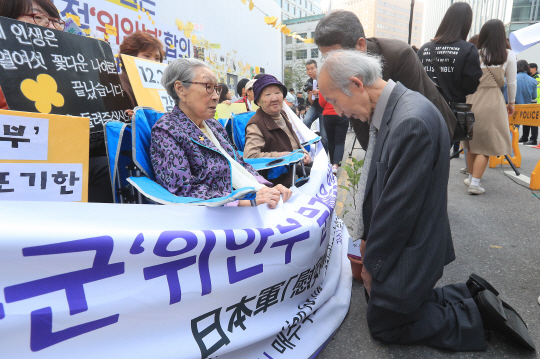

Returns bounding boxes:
[127,177,257,206]
[244,151,305,171]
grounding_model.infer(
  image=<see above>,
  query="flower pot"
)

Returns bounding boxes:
[348,256,363,282]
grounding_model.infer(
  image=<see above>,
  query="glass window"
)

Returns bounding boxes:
[311,48,319,58]
[297,32,307,43]
[310,2,313,11]
[311,31,316,39]
[285,2,289,11]
[296,49,308,59]
[292,5,295,15]
[286,51,293,60]
[286,36,292,44]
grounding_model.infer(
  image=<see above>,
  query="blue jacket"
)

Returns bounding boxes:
[503,72,538,104]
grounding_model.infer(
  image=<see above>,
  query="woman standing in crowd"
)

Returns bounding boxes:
[119,31,165,117]
[151,59,292,207]
[218,83,232,104]
[464,19,517,195]
[0,0,65,110]
[319,92,349,174]
[417,2,482,158]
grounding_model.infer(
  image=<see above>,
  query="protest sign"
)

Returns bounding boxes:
[0,16,130,154]
[0,110,89,202]
[121,54,173,112]
[0,151,351,358]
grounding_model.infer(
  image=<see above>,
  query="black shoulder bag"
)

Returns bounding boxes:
[429,44,475,141]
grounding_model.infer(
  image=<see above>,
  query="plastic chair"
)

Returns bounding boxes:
[104,107,257,206]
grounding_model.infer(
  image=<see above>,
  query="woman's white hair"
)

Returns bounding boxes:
[161,58,211,104]
[320,49,383,96]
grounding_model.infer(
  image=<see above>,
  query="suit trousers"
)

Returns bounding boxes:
[522,125,538,141]
[366,283,486,351]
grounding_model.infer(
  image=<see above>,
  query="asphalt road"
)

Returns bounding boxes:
[320,132,540,358]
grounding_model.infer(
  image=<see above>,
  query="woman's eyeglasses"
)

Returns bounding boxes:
[22,14,66,30]
[183,82,222,95]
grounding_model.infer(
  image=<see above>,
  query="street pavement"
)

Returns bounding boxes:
[319,132,540,358]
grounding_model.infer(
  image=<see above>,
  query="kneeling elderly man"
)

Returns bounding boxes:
[318,50,535,351]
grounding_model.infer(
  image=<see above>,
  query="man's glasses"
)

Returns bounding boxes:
[21,14,66,30]
[183,82,222,95]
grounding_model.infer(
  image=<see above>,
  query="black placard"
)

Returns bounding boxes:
[0,16,130,155]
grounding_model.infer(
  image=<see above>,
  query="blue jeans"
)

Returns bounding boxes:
[303,106,327,151]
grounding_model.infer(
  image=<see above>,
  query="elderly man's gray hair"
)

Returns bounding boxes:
[321,49,383,96]
[161,58,211,104]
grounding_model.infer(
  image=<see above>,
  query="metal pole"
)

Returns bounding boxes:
[408,0,415,45]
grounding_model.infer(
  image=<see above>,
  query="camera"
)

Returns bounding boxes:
[303,81,313,93]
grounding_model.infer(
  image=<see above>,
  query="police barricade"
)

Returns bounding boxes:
[0,150,352,359]
[489,104,540,190]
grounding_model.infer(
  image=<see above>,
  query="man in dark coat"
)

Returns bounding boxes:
[314,10,456,150]
[318,48,535,351]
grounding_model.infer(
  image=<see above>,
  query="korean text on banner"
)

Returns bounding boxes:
[0,16,130,154]
[0,151,352,358]
[0,109,89,202]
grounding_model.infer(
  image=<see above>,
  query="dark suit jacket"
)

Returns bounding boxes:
[352,38,456,150]
[362,83,455,314]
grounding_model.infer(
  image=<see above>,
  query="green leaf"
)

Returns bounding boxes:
[338,185,349,190]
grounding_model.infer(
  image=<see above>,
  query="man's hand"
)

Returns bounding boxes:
[360,239,373,295]
[309,89,319,97]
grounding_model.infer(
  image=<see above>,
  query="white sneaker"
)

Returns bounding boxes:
[468,184,485,195]
[464,178,471,187]
[332,165,338,175]
[460,167,469,175]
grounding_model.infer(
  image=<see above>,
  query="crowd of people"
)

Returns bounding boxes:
[0,0,538,354]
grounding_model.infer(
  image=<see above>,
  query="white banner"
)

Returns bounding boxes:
[0,152,351,358]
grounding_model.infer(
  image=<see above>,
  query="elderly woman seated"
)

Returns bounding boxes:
[244,75,312,187]
[151,58,292,208]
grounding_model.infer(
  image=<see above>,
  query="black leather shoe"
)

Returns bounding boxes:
[467,273,500,298]
[524,139,538,146]
[467,274,528,328]
[519,137,528,143]
[477,291,536,350]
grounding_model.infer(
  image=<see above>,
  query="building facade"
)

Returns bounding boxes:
[274,0,324,20]
[424,0,512,42]
[333,0,424,47]
[282,14,325,91]
[506,0,539,33]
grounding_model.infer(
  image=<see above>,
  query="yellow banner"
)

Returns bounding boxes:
[0,110,89,202]
[216,103,258,119]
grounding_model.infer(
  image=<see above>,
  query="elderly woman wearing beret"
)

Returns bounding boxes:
[244,75,312,187]
[150,58,292,207]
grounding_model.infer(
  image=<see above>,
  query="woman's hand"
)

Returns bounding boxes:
[507,103,515,116]
[277,151,290,157]
[255,186,282,209]
[303,152,311,165]
[223,100,232,105]
[272,184,292,203]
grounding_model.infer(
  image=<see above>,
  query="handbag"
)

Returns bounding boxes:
[429,44,475,141]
